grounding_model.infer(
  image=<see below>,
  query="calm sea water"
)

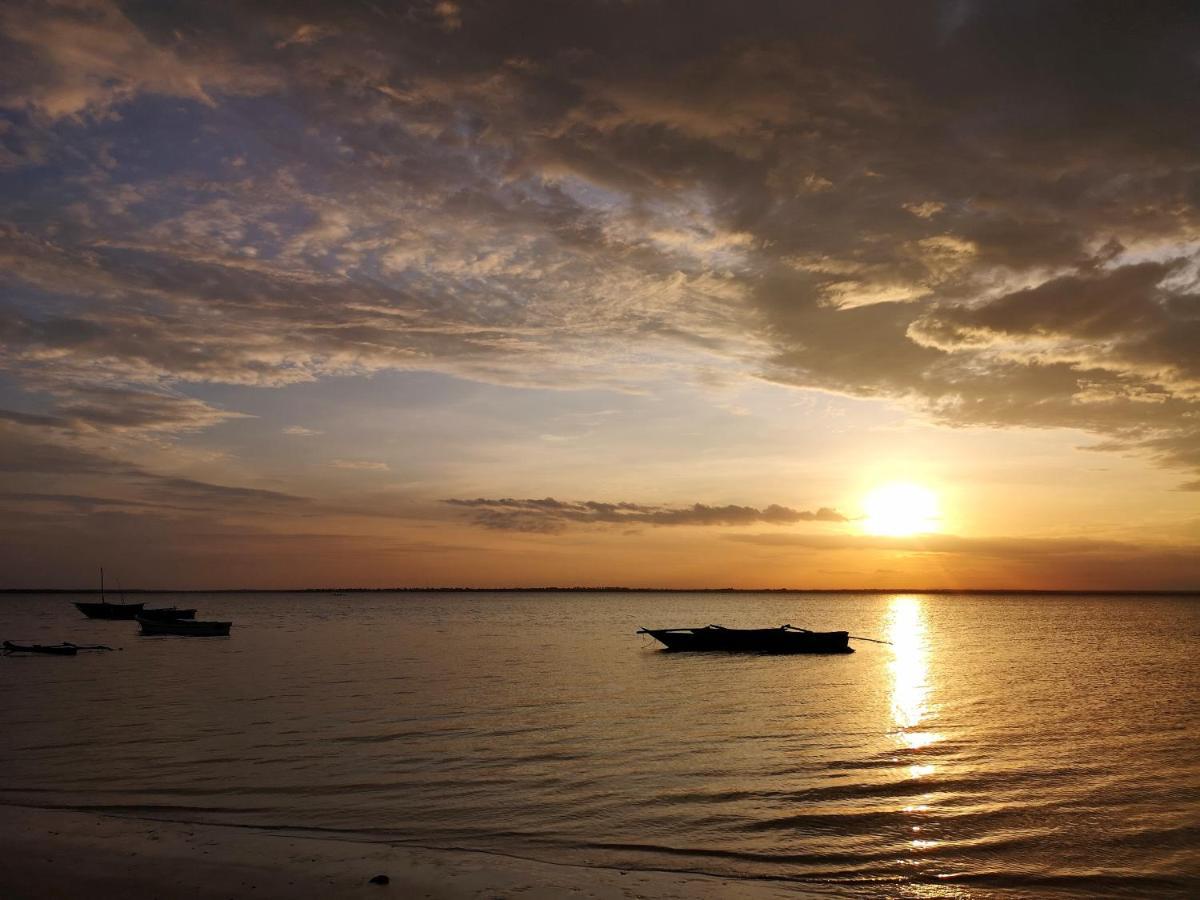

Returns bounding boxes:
[1,591,1198,897]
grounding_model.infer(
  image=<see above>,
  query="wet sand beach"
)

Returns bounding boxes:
[0,805,805,900]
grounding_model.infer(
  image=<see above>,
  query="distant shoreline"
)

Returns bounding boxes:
[2,586,1197,596]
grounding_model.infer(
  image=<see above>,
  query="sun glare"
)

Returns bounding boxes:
[862,482,940,536]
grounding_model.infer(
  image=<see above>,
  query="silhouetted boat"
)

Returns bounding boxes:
[75,601,145,619]
[637,624,853,654]
[137,617,231,637]
[74,569,143,619]
[3,641,78,656]
[138,607,198,622]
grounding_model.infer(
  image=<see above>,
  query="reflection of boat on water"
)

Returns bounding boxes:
[137,617,231,637]
[74,568,144,619]
[638,624,853,654]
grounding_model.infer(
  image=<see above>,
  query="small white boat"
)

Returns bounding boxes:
[137,617,231,637]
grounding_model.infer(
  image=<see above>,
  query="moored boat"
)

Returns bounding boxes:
[74,600,145,620]
[138,607,198,622]
[137,617,231,637]
[3,641,78,656]
[637,624,853,654]
[74,568,143,619]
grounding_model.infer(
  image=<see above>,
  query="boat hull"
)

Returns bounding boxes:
[639,626,852,654]
[138,608,198,621]
[3,641,77,656]
[137,618,231,637]
[74,601,144,620]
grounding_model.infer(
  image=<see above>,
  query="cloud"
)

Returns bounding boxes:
[0,0,1198,490]
[0,0,279,120]
[329,458,390,471]
[0,408,65,428]
[0,491,165,511]
[53,387,248,433]
[446,497,847,533]
[432,1,463,32]
[0,421,306,511]
[283,426,322,436]
[274,24,334,51]
[908,262,1197,379]
[141,476,307,509]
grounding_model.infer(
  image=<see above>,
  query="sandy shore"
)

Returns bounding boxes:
[0,804,815,899]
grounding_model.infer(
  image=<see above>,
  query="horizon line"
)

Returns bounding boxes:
[2,586,1198,596]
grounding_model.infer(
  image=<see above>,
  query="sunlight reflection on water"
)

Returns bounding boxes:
[889,595,940,754]
[889,595,945,873]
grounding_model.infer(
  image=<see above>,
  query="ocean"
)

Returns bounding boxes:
[1,591,1197,897]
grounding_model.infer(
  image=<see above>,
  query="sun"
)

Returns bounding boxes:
[862,482,941,536]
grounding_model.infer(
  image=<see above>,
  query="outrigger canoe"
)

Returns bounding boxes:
[3,642,115,655]
[3,641,78,656]
[638,624,853,654]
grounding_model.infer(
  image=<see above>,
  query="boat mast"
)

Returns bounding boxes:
[100,567,105,603]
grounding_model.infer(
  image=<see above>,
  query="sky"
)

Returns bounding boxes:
[1,0,1198,590]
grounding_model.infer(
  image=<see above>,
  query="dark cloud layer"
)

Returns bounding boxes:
[447,497,846,533]
[2,1,1200,484]
[0,421,307,511]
